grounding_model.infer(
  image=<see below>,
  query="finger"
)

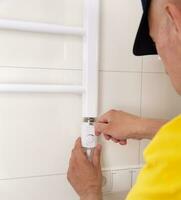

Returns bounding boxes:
[68,152,75,175]
[69,147,77,163]
[96,111,113,123]
[95,122,109,136]
[104,134,112,140]
[97,114,108,123]
[73,138,86,157]
[100,124,112,136]
[119,140,127,145]
[68,155,74,171]
[111,138,120,143]
[92,144,102,168]
[73,148,87,163]
[74,137,81,149]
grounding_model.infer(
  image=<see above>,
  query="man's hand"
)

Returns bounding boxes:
[95,110,167,144]
[67,138,102,200]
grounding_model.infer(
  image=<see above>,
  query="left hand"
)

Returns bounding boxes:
[67,138,102,200]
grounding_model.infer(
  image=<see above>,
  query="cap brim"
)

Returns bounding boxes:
[133,1,157,56]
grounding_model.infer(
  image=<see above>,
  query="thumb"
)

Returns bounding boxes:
[92,144,102,168]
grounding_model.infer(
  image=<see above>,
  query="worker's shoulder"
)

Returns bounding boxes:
[153,114,181,137]
[126,114,181,200]
[162,114,181,133]
[144,114,181,158]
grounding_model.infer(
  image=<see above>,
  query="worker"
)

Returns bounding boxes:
[67,0,181,199]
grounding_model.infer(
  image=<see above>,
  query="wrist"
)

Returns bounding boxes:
[140,118,168,139]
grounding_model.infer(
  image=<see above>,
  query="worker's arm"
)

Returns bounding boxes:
[67,138,102,200]
[95,110,168,144]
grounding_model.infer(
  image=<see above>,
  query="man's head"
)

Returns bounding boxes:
[148,0,181,95]
[135,0,181,95]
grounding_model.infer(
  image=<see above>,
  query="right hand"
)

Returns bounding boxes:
[94,110,167,145]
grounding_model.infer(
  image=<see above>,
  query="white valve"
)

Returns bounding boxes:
[81,117,97,158]
[81,122,97,148]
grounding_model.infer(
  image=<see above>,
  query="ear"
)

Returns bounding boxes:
[165,3,181,33]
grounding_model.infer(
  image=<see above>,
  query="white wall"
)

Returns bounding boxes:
[0,0,180,200]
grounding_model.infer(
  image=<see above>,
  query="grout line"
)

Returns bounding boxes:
[99,69,142,73]
[0,65,166,74]
[0,65,82,71]
[0,166,142,182]
[130,170,133,188]
[138,57,144,165]
[0,173,65,181]
[140,57,144,117]
[100,70,165,74]
[102,165,142,171]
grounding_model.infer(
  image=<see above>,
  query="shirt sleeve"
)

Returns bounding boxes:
[126,115,181,200]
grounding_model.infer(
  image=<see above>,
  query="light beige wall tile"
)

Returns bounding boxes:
[100,138,140,169]
[131,169,141,186]
[143,56,165,73]
[140,74,181,163]
[112,170,131,192]
[0,93,82,178]
[0,68,82,178]
[0,31,82,70]
[139,139,150,164]
[99,72,142,115]
[0,174,128,200]
[99,72,141,168]
[0,175,78,200]
[0,0,83,26]
[141,73,181,120]
[63,0,84,27]
[100,0,142,71]
[0,63,82,179]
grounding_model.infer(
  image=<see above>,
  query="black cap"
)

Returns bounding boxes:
[133,0,157,56]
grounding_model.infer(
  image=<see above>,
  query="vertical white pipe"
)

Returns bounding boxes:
[81,0,100,155]
[82,0,99,118]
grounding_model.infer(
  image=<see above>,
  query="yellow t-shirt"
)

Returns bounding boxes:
[126,115,181,200]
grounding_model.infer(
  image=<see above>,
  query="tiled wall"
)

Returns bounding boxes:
[0,0,180,200]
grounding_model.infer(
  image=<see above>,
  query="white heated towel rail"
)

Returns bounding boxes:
[0,0,99,118]
[0,84,84,94]
[0,19,84,36]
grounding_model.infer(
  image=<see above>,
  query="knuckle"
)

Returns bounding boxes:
[71,149,75,154]
[71,148,77,156]
[102,127,107,134]
[109,109,116,116]
[105,123,111,131]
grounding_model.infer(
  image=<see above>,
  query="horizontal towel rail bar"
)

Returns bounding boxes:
[0,19,84,35]
[0,84,84,94]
